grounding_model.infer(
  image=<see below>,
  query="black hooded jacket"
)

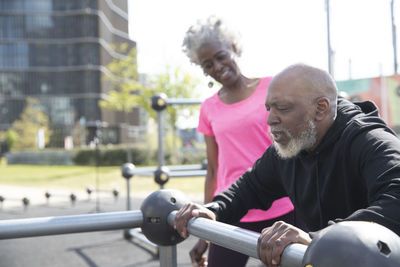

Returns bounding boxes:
[211,98,400,235]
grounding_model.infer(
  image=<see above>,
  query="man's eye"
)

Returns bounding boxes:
[277,107,289,111]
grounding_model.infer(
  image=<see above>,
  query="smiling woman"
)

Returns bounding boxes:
[179,15,296,267]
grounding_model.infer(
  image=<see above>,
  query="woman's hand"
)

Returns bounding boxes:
[189,239,210,267]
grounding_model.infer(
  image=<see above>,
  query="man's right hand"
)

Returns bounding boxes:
[173,202,216,238]
[189,239,210,267]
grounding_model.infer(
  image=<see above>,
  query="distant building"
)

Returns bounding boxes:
[0,0,139,147]
[337,74,400,134]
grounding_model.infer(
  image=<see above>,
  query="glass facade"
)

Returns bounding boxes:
[0,14,99,40]
[0,0,136,146]
[0,43,99,68]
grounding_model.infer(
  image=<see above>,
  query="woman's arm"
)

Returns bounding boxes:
[204,135,218,204]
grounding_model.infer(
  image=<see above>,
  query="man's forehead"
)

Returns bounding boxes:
[268,82,303,97]
[266,84,310,107]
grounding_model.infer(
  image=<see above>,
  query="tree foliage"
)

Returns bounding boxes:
[99,44,201,126]
[150,65,200,127]
[11,97,52,149]
[99,44,201,163]
[99,43,144,114]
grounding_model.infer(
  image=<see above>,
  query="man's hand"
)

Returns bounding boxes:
[173,202,216,238]
[189,239,210,267]
[257,221,311,267]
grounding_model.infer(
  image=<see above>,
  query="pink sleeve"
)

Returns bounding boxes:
[197,102,214,136]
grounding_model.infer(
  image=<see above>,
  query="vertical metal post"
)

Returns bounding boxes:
[325,0,334,77]
[126,179,131,210]
[391,0,398,74]
[159,245,177,267]
[157,111,165,189]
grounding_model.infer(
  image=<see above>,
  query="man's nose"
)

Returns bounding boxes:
[267,110,279,126]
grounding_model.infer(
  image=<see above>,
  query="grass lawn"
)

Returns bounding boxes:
[0,164,205,200]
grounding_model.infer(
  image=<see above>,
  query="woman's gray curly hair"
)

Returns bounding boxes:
[182,16,242,65]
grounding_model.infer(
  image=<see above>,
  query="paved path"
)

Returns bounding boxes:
[0,188,263,267]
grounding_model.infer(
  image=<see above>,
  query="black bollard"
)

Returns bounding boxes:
[86,186,94,200]
[22,197,29,211]
[0,195,4,209]
[69,193,77,206]
[44,191,51,205]
[112,188,119,200]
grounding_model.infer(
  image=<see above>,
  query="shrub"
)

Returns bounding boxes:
[72,145,156,166]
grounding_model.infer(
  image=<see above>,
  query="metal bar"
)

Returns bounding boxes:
[129,164,204,175]
[166,98,202,105]
[124,170,206,178]
[280,243,308,267]
[157,111,165,169]
[128,229,159,256]
[167,211,306,267]
[169,170,206,177]
[166,164,204,171]
[0,211,143,239]
[391,0,398,74]
[325,0,334,77]
[126,179,131,210]
[159,245,177,267]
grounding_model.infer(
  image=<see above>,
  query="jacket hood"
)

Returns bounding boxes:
[312,97,383,154]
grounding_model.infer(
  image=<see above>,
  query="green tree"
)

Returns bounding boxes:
[100,44,201,162]
[99,43,144,121]
[11,97,52,149]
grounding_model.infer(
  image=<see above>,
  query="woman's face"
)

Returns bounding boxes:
[196,41,240,86]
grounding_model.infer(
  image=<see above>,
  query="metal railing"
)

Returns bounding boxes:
[0,194,306,267]
[0,188,396,266]
[167,211,306,267]
[0,210,142,239]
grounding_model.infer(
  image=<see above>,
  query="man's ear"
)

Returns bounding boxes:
[315,97,330,121]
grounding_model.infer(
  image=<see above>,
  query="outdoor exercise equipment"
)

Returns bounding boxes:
[151,93,205,188]
[120,94,205,255]
[121,162,159,255]
[121,94,206,193]
[0,189,398,267]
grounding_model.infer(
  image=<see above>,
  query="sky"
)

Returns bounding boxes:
[127,0,398,129]
[128,0,399,86]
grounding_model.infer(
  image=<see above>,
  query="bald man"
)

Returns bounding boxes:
[174,64,400,267]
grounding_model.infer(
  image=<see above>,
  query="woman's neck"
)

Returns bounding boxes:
[218,76,260,104]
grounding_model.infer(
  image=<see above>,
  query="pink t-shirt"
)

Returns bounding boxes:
[197,77,294,222]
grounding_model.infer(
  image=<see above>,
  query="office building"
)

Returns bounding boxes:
[0,0,139,147]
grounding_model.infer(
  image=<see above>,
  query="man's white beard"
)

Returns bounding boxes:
[274,120,317,159]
